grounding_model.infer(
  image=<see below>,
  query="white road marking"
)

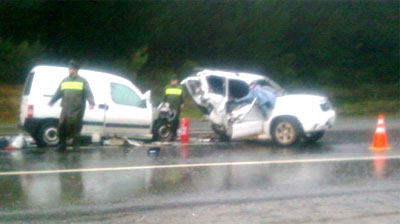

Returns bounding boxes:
[0,155,400,176]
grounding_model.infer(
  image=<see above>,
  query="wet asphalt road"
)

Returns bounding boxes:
[0,118,399,223]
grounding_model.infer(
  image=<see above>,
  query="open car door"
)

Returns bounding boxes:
[229,99,264,139]
[181,76,211,114]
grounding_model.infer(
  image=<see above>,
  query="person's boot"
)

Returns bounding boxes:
[57,139,67,152]
[73,137,80,151]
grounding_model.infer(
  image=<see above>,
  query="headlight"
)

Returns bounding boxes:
[320,100,331,112]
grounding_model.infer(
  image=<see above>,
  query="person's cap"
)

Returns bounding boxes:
[68,60,80,69]
[171,74,179,80]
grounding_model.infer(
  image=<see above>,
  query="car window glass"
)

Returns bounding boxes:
[111,83,141,107]
[187,79,203,96]
[258,80,284,96]
[23,72,34,96]
[206,75,225,95]
[228,79,249,99]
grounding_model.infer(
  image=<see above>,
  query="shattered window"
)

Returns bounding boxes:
[228,79,249,99]
[206,75,225,95]
[187,80,203,95]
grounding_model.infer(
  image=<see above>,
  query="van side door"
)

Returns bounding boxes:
[81,77,107,136]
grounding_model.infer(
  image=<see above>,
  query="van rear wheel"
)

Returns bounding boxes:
[36,122,59,147]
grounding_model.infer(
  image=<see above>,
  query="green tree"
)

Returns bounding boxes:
[117,46,148,80]
[0,38,46,84]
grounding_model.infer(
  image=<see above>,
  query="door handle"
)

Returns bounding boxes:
[98,104,109,110]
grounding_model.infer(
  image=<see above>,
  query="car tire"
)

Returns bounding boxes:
[303,131,325,143]
[211,124,231,142]
[271,118,300,146]
[153,120,174,142]
[36,122,59,147]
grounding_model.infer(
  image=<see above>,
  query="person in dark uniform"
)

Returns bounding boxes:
[49,60,95,151]
[162,74,184,139]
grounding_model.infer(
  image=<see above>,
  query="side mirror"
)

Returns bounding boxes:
[139,99,147,108]
[144,90,151,101]
[142,90,152,108]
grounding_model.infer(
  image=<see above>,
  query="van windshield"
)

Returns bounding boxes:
[23,72,34,96]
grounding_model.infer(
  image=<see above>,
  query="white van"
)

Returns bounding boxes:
[19,65,154,147]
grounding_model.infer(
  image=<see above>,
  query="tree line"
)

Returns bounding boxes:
[0,0,398,88]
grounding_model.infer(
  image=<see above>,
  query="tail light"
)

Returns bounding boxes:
[27,105,34,118]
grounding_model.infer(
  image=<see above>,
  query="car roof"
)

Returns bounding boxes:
[196,69,267,84]
[32,65,131,85]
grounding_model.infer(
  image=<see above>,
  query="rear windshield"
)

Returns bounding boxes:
[23,72,34,96]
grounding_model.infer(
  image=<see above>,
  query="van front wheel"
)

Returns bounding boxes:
[153,120,174,142]
[36,122,59,147]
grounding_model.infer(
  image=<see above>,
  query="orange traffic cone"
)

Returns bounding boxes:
[369,114,391,151]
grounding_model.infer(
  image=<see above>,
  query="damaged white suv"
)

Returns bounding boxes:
[182,70,335,146]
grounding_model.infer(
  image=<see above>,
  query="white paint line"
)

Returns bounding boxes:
[1,155,400,176]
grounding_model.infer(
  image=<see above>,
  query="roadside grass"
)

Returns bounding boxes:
[181,96,203,120]
[326,84,399,117]
[337,100,400,117]
[0,84,22,124]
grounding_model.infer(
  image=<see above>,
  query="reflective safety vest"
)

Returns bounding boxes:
[165,87,182,95]
[61,81,84,91]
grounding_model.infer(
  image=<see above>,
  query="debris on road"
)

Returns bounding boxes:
[102,137,144,147]
[102,138,125,146]
[0,134,36,150]
[0,137,10,149]
[123,137,144,147]
[147,147,160,157]
[10,134,25,149]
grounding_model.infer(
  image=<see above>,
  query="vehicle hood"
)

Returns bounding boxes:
[275,94,326,107]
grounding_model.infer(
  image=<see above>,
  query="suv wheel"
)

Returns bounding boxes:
[36,122,59,147]
[211,124,231,142]
[272,118,300,146]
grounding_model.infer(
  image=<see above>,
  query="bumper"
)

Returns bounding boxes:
[302,110,336,133]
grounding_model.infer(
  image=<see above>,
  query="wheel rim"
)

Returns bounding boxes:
[43,127,59,145]
[275,122,296,144]
[158,125,171,138]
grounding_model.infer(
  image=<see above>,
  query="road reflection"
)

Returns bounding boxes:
[0,143,398,211]
[373,151,387,179]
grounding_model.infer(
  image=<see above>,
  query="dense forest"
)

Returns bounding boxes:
[0,1,398,92]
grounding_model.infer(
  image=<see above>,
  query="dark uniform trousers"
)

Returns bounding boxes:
[50,75,95,150]
[58,107,85,149]
[163,84,184,138]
